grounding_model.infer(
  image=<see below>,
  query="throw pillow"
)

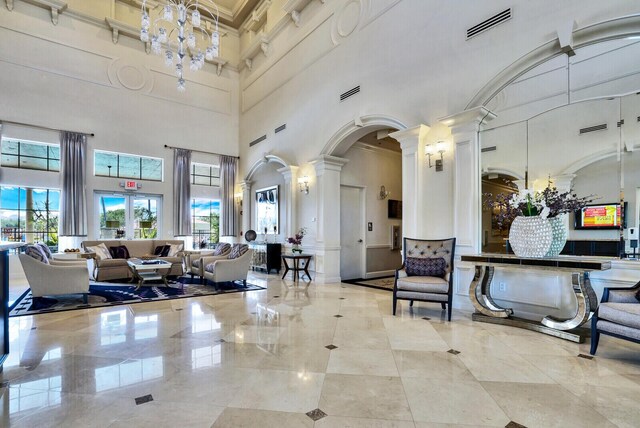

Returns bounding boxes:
[213,243,231,256]
[25,245,49,264]
[165,243,184,257]
[405,257,447,277]
[86,243,112,260]
[228,244,249,259]
[109,245,131,259]
[36,242,52,259]
[153,245,171,257]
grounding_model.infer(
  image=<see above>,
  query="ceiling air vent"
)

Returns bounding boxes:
[275,124,286,134]
[481,146,497,153]
[467,8,512,39]
[637,116,640,122]
[340,85,360,102]
[249,134,267,147]
[617,120,624,128]
[579,124,607,135]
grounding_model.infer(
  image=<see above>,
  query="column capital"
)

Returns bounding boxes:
[439,106,496,135]
[550,174,576,191]
[390,124,431,153]
[277,165,300,182]
[239,180,252,191]
[311,155,349,176]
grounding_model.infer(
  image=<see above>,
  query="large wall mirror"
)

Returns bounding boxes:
[480,36,640,257]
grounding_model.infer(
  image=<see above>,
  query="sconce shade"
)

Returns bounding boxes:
[436,141,446,153]
[425,144,435,155]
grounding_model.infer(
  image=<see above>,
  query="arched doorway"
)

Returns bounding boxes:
[316,114,407,282]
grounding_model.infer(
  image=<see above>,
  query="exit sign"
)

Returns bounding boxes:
[124,180,139,190]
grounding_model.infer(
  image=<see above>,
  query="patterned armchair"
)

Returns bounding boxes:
[393,237,456,320]
[190,243,232,283]
[590,280,640,355]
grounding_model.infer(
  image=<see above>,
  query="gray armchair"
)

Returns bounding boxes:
[190,243,232,283]
[590,280,640,355]
[393,237,456,320]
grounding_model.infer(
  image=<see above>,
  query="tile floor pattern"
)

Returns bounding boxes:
[1,272,640,427]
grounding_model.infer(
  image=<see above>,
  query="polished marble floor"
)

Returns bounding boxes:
[2,272,640,427]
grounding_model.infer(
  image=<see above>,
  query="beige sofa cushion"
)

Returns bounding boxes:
[124,240,154,257]
[96,258,128,268]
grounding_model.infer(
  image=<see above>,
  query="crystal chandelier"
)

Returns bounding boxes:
[140,0,220,92]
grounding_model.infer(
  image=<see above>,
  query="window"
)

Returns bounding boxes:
[0,186,60,248]
[95,193,161,239]
[94,150,163,181]
[1,139,60,172]
[191,163,220,187]
[191,199,219,248]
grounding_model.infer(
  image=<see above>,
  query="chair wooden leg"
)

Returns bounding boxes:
[441,302,446,310]
[590,315,600,355]
[392,295,397,315]
[409,300,414,307]
[83,294,88,304]
[447,302,452,321]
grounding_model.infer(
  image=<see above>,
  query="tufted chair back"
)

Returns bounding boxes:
[403,238,456,276]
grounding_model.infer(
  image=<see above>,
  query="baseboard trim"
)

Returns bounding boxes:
[364,270,395,279]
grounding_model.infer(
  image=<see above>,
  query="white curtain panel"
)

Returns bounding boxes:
[173,148,192,236]
[220,155,238,236]
[60,131,88,236]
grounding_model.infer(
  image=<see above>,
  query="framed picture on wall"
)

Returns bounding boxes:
[255,185,279,234]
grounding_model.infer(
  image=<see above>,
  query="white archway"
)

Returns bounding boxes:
[321,114,408,157]
[466,14,640,109]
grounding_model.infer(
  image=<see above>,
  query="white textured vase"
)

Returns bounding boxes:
[545,214,568,258]
[508,216,553,258]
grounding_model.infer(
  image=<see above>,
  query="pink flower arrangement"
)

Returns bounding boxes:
[286,227,307,245]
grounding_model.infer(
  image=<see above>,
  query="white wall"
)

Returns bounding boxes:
[0,3,239,245]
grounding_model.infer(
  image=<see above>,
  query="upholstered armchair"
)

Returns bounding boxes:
[19,254,90,302]
[393,237,456,320]
[203,245,252,285]
[590,280,640,355]
[190,243,232,283]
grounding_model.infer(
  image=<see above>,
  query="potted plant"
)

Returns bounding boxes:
[287,227,307,254]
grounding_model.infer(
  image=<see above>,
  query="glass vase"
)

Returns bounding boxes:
[508,216,553,258]
[545,214,568,258]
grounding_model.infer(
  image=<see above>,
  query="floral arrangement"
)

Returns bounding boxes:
[484,183,595,231]
[286,227,307,246]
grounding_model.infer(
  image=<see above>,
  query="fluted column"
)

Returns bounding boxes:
[239,180,252,236]
[277,165,299,239]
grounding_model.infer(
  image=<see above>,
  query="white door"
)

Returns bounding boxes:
[340,186,365,280]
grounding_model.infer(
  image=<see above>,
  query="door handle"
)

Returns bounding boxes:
[358,239,363,243]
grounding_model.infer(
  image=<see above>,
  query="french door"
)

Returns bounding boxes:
[95,192,162,239]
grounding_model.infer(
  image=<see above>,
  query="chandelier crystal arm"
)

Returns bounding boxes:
[141,0,221,91]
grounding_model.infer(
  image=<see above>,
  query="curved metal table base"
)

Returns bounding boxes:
[468,264,599,343]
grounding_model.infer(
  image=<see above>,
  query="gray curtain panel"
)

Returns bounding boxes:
[173,148,192,236]
[60,131,88,236]
[220,155,238,236]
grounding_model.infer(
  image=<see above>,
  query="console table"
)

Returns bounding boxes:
[250,243,282,274]
[461,254,612,343]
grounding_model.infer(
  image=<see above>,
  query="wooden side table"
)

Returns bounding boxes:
[281,254,313,281]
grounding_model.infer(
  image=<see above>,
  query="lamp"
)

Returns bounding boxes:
[378,185,390,200]
[298,176,309,194]
[425,141,446,171]
[141,0,221,92]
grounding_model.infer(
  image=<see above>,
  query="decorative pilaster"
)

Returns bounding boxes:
[439,107,496,255]
[390,125,431,240]
[310,155,349,282]
[277,165,299,239]
[239,180,252,237]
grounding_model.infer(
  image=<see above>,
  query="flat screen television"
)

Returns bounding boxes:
[388,199,402,219]
[574,203,626,230]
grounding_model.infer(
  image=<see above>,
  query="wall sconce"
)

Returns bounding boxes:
[425,141,446,172]
[234,192,243,207]
[378,185,390,200]
[298,176,309,194]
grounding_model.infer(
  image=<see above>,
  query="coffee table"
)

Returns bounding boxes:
[127,259,173,290]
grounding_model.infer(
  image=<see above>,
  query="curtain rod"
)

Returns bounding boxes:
[0,119,95,137]
[163,144,239,159]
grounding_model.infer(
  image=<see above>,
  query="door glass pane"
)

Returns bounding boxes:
[133,198,158,239]
[99,196,127,239]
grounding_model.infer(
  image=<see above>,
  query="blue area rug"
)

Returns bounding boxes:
[9,276,265,317]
